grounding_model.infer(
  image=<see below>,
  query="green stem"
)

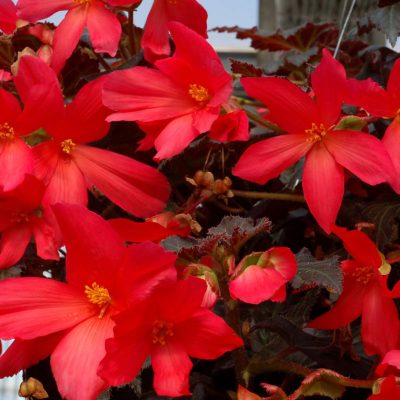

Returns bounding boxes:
[232,189,305,203]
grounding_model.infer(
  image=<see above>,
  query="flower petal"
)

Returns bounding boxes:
[311,49,346,127]
[308,264,366,329]
[64,76,110,143]
[104,67,195,122]
[51,316,114,400]
[53,204,125,291]
[0,225,31,270]
[382,118,400,193]
[73,145,170,218]
[241,77,318,134]
[229,265,287,304]
[361,281,399,356]
[387,58,400,105]
[154,114,199,160]
[51,6,87,74]
[0,277,94,339]
[0,88,21,124]
[31,212,61,261]
[0,0,17,34]
[0,138,33,191]
[152,340,192,397]
[177,309,243,359]
[303,143,344,233]
[17,0,74,21]
[87,2,121,56]
[344,78,397,118]
[98,326,152,387]
[331,226,382,269]
[0,332,63,378]
[233,134,311,185]
[325,130,393,185]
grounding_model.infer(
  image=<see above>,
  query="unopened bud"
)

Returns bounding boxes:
[18,377,48,399]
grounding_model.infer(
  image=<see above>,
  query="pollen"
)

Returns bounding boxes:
[188,84,210,104]
[351,266,374,285]
[152,320,174,346]
[305,123,327,142]
[73,0,91,4]
[0,123,15,140]
[85,282,112,318]
[61,139,76,154]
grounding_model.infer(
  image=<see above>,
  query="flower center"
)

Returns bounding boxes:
[0,123,15,141]
[152,320,174,346]
[60,139,76,154]
[305,123,327,142]
[188,84,210,104]
[73,0,91,4]
[351,266,374,285]
[85,282,112,318]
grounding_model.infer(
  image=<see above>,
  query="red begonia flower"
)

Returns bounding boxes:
[0,204,177,400]
[345,59,400,193]
[141,0,208,62]
[98,278,243,397]
[233,49,393,232]
[0,0,17,34]
[308,226,399,357]
[368,376,400,399]
[229,247,297,304]
[17,55,170,218]
[104,22,232,160]
[17,0,136,74]
[0,174,61,269]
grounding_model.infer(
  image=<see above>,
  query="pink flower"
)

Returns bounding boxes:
[104,22,232,160]
[0,204,177,400]
[17,0,136,74]
[19,55,170,218]
[98,278,243,397]
[229,247,297,304]
[233,49,393,232]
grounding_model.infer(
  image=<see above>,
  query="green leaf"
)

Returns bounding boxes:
[292,248,342,294]
[335,116,368,131]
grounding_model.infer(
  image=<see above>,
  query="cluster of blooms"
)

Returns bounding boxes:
[0,0,400,399]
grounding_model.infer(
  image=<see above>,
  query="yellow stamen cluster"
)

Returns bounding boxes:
[85,282,112,318]
[60,139,76,154]
[305,123,327,142]
[352,266,374,285]
[73,0,91,4]
[188,84,210,104]
[0,123,15,140]
[152,320,174,346]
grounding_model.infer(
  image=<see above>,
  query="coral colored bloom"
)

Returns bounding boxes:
[18,55,170,218]
[98,278,243,397]
[0,174,61,269]
[308,226,399,357]
[17,0,136,74]
[229,247,297,304]
[104,22,232,159]
[0,0,17,34]
[368,376,400,399]
[345,59,400,192]
[109,211,193,243]
[233,49,393,232]
[141,0,208,62]
[0,204,177,400]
